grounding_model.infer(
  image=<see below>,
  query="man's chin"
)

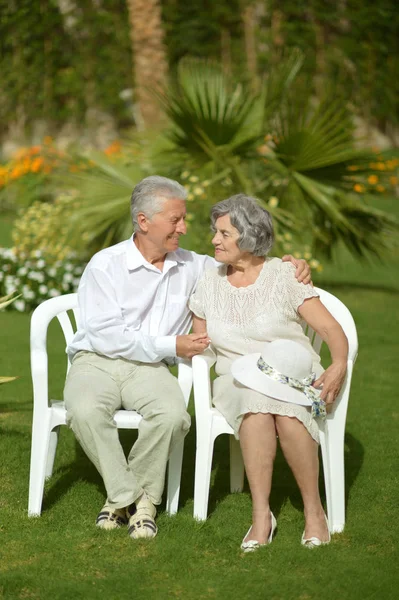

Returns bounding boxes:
[166,239,180,251]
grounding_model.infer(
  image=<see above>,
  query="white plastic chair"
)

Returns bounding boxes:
[192,287,358,533]
[28,293,192,517]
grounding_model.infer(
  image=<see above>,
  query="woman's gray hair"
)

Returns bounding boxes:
[211,194,274,256]
[130,175,187,231]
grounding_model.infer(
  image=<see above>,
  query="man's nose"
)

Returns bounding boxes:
[176,219,187,234]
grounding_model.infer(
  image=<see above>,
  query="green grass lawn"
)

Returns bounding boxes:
[1,200,399,599]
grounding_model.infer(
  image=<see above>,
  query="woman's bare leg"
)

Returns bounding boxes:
[275,415,329,541]
[239,413,277,543]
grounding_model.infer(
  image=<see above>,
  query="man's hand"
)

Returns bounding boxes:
[282,255,312,285]
[176,333,211,358]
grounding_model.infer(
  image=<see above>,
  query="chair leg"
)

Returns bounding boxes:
[193,431,215,521]
[28,415,52,517]
[327,432,346,533]
[319,424,333,532]
[229,436,245,493]
[45,426,59,479]
[165,440,184,515]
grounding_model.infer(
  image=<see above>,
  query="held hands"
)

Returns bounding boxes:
[313,361,347,404]
[282,255,312,285]
[176,333,211,359]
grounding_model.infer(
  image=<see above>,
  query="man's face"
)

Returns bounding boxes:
[146,198,187,253]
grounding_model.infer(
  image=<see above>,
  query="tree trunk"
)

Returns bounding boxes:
[126,0,168,129]
[221,27,232,76]
[242,2,259,90]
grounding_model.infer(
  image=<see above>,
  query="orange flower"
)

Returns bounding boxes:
[10,165,23,179]
[376,185,385,192]
[353,183,365,193]
[104,141,122,156]
[31,157,44,173]
[347,165,359,171]
[367,175,378,185]
[389,176,398,186]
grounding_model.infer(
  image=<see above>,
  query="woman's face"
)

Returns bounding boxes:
[212,214,244,264]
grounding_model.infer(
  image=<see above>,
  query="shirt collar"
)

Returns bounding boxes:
[126,236,185,271]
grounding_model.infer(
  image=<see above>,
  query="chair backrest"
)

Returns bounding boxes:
[303,287,358,364]
[30,293,79,412]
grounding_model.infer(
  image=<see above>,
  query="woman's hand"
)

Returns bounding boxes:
[313,361,347,404]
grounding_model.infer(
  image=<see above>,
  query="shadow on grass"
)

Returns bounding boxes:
[190,426,364,521]
[38,419,364,524]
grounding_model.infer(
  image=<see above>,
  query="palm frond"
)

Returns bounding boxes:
[62,153,150,252]
[158,59,264,164]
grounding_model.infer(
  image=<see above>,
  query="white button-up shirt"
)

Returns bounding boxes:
[67,237,215,363]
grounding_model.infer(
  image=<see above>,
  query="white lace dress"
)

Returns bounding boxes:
[189,258,324,443]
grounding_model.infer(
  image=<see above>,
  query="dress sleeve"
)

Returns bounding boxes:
[188,273,207,319]
[281,262,319,313]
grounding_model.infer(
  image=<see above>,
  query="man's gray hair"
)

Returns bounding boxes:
[130,175,187,231]
[211,194,274,256]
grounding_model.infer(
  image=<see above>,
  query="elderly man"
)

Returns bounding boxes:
[64,175,311,540]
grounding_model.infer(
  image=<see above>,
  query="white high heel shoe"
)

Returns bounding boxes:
[301,513,331,548]
[241,512,277,553]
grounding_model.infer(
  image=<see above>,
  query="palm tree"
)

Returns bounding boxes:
[158,56,398,259]
[126,0,168,128]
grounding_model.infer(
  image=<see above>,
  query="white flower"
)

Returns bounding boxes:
[23,288,35,300]
[47,267,57,277]
[49,288,61,297]
[193,187,204,196]
[5,282,17,294]
[0,272,3,281]
[17,267,28,276]
[39,285,48,295]
[181,171,190,179]
[36,259,45,269]
[2,248,17,261]
[64,263,74,272]
[189,176,199,183]
[63,273,73,283]
[33,250,42,258]
[14,300,26,312]
[62,282,70,291]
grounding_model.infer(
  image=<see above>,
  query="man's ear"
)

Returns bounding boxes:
[137,212,149,232]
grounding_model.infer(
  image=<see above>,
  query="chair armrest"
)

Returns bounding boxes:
[177,359,192,407]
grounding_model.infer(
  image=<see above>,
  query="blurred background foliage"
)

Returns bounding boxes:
[0,0,398,310]
[1,0,398,138]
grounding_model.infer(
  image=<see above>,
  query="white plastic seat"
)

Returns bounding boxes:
[192,287,358,533]
[28,293,192,517]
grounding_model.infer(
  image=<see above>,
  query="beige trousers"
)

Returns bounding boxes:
[64,351,190,509]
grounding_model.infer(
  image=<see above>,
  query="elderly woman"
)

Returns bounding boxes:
[189,194,348,551]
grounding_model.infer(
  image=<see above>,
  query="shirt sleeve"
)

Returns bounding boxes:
[188,273,207,319]
[78,266,176,362]
[281,262,319,313]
